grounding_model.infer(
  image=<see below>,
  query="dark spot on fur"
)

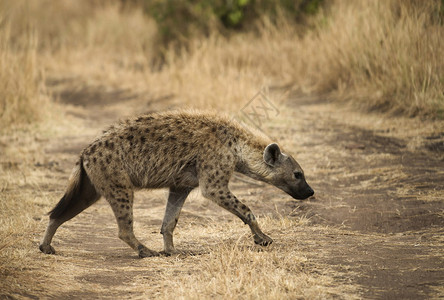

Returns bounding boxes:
[93,157,97,164]
[223,129,227,134]
[157,136,163,142]
[210,192,215,196]
[241,204,247,210]
[118,214,129,221]
[140,136,146,143]
[219,191,223,194]
[228,141,232,147]
[114,183,125,189]
[220,196,225,200]
[227,195,231,199]
[212,127,216,132]
[127,135,134,141]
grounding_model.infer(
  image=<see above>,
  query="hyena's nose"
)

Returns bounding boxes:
[307,187,314,197]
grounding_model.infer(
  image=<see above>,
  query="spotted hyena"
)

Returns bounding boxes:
[40,111,314,257]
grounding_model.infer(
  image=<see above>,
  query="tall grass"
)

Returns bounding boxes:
[0,0,443,131]
[150,0,444,117]
[307,0,444,116]
[0,23,47,130]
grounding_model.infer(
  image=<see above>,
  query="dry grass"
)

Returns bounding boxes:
[308,0,444,116]
[2,0,442,129]
[0,22,48,130]
[150,216,360,300]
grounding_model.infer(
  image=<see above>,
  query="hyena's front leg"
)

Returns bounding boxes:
[105,188,159,258]
[160,187,193,255]
[200,182,273,246]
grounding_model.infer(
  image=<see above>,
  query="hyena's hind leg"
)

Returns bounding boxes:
[105,187,159,258]
[40,163,101,254]
[160,187,193,255]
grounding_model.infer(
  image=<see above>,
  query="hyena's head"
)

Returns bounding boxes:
[263,143,314,200]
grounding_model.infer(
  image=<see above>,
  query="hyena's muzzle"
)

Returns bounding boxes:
[277,177,314,200]
[287,179,314,200]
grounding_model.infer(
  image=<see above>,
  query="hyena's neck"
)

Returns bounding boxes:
[235,136,271,182]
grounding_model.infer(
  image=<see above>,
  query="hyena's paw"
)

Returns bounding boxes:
[39,244,56,254]
[253,233,273,246]
[137,245,160,258]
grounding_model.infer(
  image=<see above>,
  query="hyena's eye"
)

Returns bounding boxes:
[294,172,303,180]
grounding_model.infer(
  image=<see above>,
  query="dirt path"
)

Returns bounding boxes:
[5,84,443,299]
[284,96,444,299]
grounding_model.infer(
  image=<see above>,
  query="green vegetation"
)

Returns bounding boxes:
[143,0,324,45]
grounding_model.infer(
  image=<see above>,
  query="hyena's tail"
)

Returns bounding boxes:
[48,157,100,221]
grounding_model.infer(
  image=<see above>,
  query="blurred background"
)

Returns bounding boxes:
[0,0,443,130]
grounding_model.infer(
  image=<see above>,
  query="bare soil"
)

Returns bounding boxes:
[284,97,444,299]
[2,85,443,299]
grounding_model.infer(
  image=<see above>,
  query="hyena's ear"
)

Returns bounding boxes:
[264,143,282,167]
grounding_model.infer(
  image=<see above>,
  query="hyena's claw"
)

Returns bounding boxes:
[160,249,195,257]
[137,245,160,258]
[39,244,56,254]
[159,250,173,257]
[253,234,273,247]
